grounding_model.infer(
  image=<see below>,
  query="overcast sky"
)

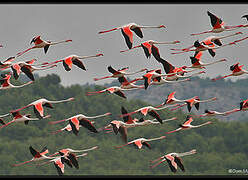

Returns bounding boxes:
[0,4,248,86]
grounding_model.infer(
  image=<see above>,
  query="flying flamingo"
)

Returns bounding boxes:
[114,136,166,149]
[119,104,180,124]
[37,153,88,176]
[120,40,180,60]
[171,96,217,112]
[10,97,75,119]
[165,116,212,134]
[171,36,248,56]
[42,53,103,72]
[0,111,51,129]
[212,62,248,81]
[0,72,33,90]
[150,149,197,173]
[98,23,166,49]
[94,66,147,81]
[16,36,72,57]
[182,51,227,69]
[86,86,136,99]
[10,60,57,81]
[48,146,98,169]
[191,11,246,36]
[48,112,111,135]
[12,146,52,167]
[153,58,205,82]
[117,76,144,89]
[194,108,240,117]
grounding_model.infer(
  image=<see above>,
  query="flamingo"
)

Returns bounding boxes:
[170,95,217,112]
[194,108,240,117]
[0,72,33,90]
[50,123,81,135]
[212,62,248,81]
[171,36,248,56]
[120,40,180,60]
[191,11,246,36]
[10,97,75,119]
[48,146,98,169]
[119,104,180,124]
[165,115,212,134]
[182,51,227,69]
[94,66,147,81]
[41,53,103,72]
[114,135,166,149]
[48,112,111,135]
[98,23,166,49]
[0,111,51,129]
[86,86,135,99]
[150,149,197,173]
[16,36,72,57]
[12,146,52,167]
[10,60,57,81]
[117,76,144,89]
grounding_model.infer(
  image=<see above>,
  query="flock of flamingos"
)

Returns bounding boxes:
[0,11,248,175]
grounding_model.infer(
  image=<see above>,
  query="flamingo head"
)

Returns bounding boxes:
[159,25,166,28]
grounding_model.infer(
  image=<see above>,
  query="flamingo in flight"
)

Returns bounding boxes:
[0,72,33,90]
[114,135,166,149]
[191,11,247,36]
[171,35,248,56]
[194,108,240,118]
[37,153,88,176]
[181,51,227,69]
[48,112,111,135]
[165,115,212,135]
[86,86,137,99]
[12,146,52,167]
[119,104,180,124]
[48,146,98,169]
[0,111,51,129]
[94,66,147,81]
[10,97,75,119]
[42,53,103,72]
[120,40,180,61]
[150,149,197,173]
[169,94,217,112]
[10,59,57,81]
[16,36,72,57]
[153,59,205,82]
[98,23,166,49]
[212,62,248,81]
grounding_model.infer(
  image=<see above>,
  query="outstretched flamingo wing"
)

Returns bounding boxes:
[21,65,35,81]
[29,146,41,158]
[107,66,118,74]
[131,26,143,38]
[33,102,44,119]
[121,26,133,49]
[114,90,126,99]
[79,118,98,133]
[69,118,80,136]
[62,57,73,71]
[119,126,128,143]
[141,42,152,59]
[44,44,50,54]
[11,64,21,80]
[174,156,185,172]
[207,11,224,29]
[121,106,132,123]
[158,59,175,74]
[142,141,151,149]
[148,110,163,124]
[54,158,65,176]
[165,155,177,173]
[151,44,162,61]
[72,58,86,71]
[67,153,79,169]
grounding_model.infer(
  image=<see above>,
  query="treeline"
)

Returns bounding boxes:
[0,74,247,176]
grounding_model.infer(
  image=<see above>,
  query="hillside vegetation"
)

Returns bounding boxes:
[0,74,247,176]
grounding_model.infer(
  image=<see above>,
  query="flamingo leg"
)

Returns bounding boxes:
[211,74,233,81]
[0,120,15,129]
[190,30,213,36]
[93,76,113,81]
[12,160,33,167]
[150,159,166,169]
[48,119,69,125]
[16,47,34,57]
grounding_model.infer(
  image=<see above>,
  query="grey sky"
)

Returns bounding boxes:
[0,4,248,86]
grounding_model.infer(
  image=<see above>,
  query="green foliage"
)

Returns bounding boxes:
[0,74,247,176]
